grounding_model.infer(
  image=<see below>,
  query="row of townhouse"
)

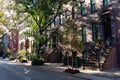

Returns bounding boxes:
[75,0,120,70]
[47,0,119,46]
[58,0,120,43]
[48,0,120,69]
[17,0,120,70]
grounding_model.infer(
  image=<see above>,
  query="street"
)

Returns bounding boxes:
[0,60,85,80]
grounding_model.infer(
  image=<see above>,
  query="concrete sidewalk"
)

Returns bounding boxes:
[10,60,120,80]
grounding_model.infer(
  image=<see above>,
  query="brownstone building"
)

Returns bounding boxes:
[51,0,120,70]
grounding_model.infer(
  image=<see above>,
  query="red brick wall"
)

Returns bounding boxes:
[102,46,118,70]
[117,44,120,67]
[10,29,19,53]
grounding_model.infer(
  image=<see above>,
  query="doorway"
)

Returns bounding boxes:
[102,14,112,41]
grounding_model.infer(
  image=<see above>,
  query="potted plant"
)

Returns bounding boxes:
[96,39,103,45]
[95,39,104,49]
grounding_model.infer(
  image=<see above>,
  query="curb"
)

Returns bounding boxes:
[20,63,114,80]
[20,62,90,80]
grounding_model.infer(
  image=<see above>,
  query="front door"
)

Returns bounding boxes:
[102,15,112,41]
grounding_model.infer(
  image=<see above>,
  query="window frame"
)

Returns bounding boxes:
[81,1,86,15]
[103,0,111,7]
[91,0,97,12]
[92,23,98,41]
[82,26,87,43]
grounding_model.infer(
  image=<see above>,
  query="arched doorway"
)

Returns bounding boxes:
[101,12,112,41]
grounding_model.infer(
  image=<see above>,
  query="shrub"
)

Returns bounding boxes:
[20,57,28,63]
[6,48,12,57]
[9,56,15,60]
[31,55,44,66]
[18,50,26,58]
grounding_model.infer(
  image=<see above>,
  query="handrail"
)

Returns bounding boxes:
[82,42,95,62]
[98,36,115,69]
[82,36,116,69]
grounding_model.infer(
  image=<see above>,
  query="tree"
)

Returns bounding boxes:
[0,0,6,33]
[61,0,85,53]
[0,9,4,36]
[4,0,30,29]
[15,0,78,55]
[63,19,85,53]
[0,0,29,32]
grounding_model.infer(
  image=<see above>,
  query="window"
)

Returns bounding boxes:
[81,2,86,15]
[91,0,97,12]
[54,17,60,27]
[92,23,98,41]
[72,6,75,19]
[82,26,87,42]
[103,0,111,6]
[65,9,69,19]
[20,42,24,50]
[59,14,63,25]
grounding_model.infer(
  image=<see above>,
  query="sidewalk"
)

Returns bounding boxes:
[10,60,120,80]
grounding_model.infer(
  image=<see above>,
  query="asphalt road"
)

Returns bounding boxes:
[0,60,85,80]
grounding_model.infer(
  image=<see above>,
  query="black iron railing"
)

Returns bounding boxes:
[82,36,116,69]
[98,36,116,69]
[82,42,96,67]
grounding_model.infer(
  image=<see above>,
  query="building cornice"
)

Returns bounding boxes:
[97,4,113,16]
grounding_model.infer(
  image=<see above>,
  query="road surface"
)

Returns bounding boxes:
[0,60,86,80]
